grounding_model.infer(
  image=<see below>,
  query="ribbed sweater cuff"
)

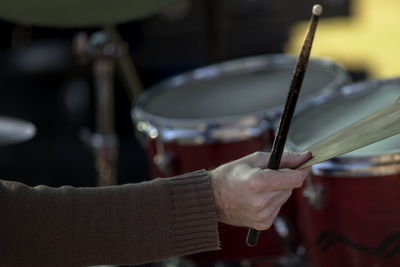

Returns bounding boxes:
[167,170,220,256]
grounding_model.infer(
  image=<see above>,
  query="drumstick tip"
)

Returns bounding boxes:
[312,4,323,16]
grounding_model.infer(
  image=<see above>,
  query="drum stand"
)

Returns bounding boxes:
[272,217,307,267]
[75,32,119,186]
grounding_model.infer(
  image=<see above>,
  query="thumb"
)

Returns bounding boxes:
[238,151,271,168]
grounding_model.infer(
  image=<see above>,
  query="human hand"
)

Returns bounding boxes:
[210,151,311,230]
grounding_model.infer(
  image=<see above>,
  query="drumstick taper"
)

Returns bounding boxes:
[246,4,323,247]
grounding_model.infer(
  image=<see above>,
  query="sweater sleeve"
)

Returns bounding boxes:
[0,170,220,267]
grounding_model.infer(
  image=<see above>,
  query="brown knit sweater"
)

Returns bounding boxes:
[0,170,220,266]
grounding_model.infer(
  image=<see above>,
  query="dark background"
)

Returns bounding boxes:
[0,0,352,188]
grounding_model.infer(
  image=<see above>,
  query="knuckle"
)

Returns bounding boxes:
[294,175,305,188]
[258,220,273,231]
[265,219,274,229]
[277,191,291,203]
[284,172,304,189]
[256,211,267,221]
[251,198,265,212]
[248,177,262,193]
[299,170,309,178]
[252,223,263,230]
[254,224,265,231]
[277,192,291,205]
[251,209,276,230]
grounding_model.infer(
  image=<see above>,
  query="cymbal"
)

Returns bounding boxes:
[298,97,400,169]
[0,0,178,28]
[0,116,36,145]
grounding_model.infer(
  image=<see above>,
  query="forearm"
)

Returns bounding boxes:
[0,170,219,267]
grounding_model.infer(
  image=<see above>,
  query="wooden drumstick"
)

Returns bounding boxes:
[246,4,323,247]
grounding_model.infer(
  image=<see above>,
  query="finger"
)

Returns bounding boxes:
[279,151,312,169]
[248,167,310,193]
[253,203,283,231]
[250,190,285,211]
[261,168,310,191]
[271,190,293,207]
[268,190,291,205]
[259,192,291,229]
[261,190,292,212]
[270,205,283,222]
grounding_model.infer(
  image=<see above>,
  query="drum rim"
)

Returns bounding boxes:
[287,77,400,177]
[132,54,351,144]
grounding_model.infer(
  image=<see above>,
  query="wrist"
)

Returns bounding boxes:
[209,169,223,222]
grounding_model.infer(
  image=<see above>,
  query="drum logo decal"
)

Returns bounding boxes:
[315,230,400,258]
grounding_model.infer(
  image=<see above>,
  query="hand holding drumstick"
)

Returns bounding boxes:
[211,151,311,229]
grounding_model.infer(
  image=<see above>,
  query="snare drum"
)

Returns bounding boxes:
[288,78,400,267]
[132,54,350,262]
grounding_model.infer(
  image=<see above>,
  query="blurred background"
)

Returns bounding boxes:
[1,0,398,188]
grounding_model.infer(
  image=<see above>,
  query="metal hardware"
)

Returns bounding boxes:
[74,31,119,186]
[153,140,174,176]
[302,176,324,210]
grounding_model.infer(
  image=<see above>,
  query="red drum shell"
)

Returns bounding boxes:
[132,54,350,262]
[288,77,400,267]
[294,173,400,267]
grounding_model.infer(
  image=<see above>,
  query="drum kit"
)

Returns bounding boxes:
[1,1,400,267]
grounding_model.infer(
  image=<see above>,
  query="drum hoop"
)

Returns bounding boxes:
[291,77,400,177]
[311,154,400,177]
[133,109,271,144]
[132,54,351,144]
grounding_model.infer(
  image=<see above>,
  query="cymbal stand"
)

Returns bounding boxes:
[75,32,119,186]
[272,216,306,267]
